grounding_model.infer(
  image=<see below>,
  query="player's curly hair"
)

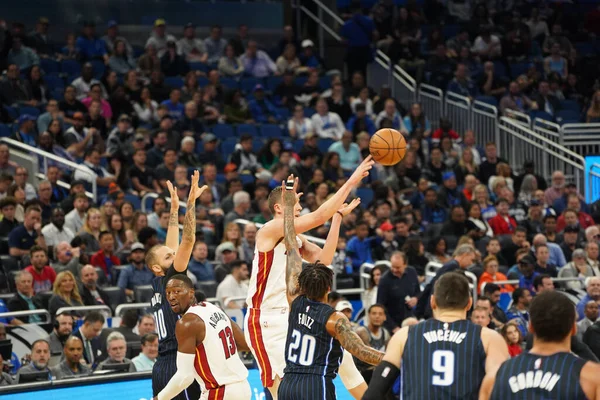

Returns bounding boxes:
[298,262,333,301]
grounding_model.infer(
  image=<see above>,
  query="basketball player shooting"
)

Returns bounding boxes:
[278,181,382,400]
[244,156,374,399]
[480,291,600,400]
[148,171,208,400]
[154,274,251,400]
[363,272,509,400]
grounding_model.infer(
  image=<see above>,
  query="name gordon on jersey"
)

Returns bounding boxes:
[507,371,561,394]
[422,329,467,344]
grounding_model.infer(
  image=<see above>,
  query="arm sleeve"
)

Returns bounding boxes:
[156,352,196,400]
[338,350,365,390]
[362,360,401,400]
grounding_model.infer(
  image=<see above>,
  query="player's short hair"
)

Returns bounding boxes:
[530,291,576,342]
[368,304,386,314]
[267,186,283,214]
[433,272,470,310]
[298,262,333,301]
[145,244,163,267]
[167,273,194,290]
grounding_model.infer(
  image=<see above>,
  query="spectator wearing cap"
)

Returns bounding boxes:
[327,131,361,172]
[559,249,593,290]
[79,264,110,306]
[76,22,108,63]
[230,134,261,173]
[214,242,240,283]
[373,222,401,260]
[438,171,467,209]
[12,115,37,147]
[106,114,134,156]
[517,254,539,294]
[241,40,277,78]
[488,198,518,236]
[161,88,185,120]
[248,84,281,123]
[312,98,345,140]
[7,36,39,72]
[64,193,89,234]
[204,25,228,64]
[73,148,116,195]
[146,19,176,58]
[117,242,153,297]
[196,134,225,169]
[299,39,324,72]
[560,224,584,263]
[177,23,207,63]
[102,20,133,55]
[346,103,376,136]
[161,40,189,77]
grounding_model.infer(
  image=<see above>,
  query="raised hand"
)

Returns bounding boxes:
[188,170,209,203]
[166,180,179,210]
[347,155,374,186]
[282,174,302,203]
[337,198,361,217]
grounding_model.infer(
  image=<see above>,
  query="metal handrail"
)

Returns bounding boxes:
[35,172,95,200]
[114,303,151,317]
[445,91,471,106]
[472,100,498,116]
[1,137,97,201]
[393,65,417,90]
[479,276,586,294]
[464,270,478,304]
[419,83,444,98]
[0,309,51,323]
[300,6,342,41]
[312,0,344,24]
[56,305,112,317]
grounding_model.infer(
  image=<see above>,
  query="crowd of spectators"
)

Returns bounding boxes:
[1,0,600,387]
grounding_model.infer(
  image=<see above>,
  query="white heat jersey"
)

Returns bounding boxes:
[186,303,248,391]
[246,234,303,310]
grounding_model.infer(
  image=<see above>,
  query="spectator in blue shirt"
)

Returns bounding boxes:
[117,243,154,298]
[420,187,448,227]
[299,40,324,73]
[7,37,39,72]
[160,88,185,120]
[76,21,109,63]
[517,254,539,293]
[9,204,45,258]
[340,6,376,77]
[248,84,281,124]
[12,115,37,147]
[328,130,362,171]
[505,287,532,336]
[347,222,375,270]
[240,40,277,78]
[346,103,376,136]
[447,63,479,99]
[188,241,215,282]
[204,25,228,65]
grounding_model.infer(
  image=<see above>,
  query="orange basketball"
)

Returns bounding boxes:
[369,128,407,166]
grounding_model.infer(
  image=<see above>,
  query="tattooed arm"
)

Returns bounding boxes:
[282,180,303,305]
[173,171,208,272]
[165,180,181,253]
[326,312,384,366]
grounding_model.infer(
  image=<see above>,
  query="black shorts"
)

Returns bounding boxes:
[278,374,336,400]
[152,352,202,400]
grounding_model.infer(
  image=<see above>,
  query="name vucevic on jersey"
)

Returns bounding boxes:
[507,371,561,394]
[422,326,467,344]
[298,313,315,330]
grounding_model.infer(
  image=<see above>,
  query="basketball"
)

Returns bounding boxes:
[369,128,407,166]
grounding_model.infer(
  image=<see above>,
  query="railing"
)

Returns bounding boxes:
[114,303,151,317]
[588,163,600,204]
[1,137,97,202]
[480,276,587,294]
[418,84,444,131]
[445,92,471,135]
[56,305,112,317]
[392,65,417,110]
[0,309,51,324]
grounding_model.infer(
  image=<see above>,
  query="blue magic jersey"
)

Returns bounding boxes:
[151,264,185,355]
[490,352,587,400]
[401,319,486,400]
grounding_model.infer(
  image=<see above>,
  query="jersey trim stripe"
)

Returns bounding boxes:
[194,344,219,389]
[251,250,274,309]
[247,308,274,387]
[322,337,333,400]
[207,386,225,400]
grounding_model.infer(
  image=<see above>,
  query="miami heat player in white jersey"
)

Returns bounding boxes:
[187,302,250,399]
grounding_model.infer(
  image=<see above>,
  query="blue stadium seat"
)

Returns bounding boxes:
[253,139,264,153]
[216,173,226,184]
[197,77,209,87]
[493,61,507,79]
[236,124,258,136]
[3,106,18,121]
[319,76,332,90]
[220,139,237,156]
[19,106,40,117]
[90,60,105,79]
[240,77,260,94]
[266,76,283,92]
[220,77,239,91]
[304,108,316,118]
[336,0,352,9]
[189,62,210,73]
[0,124,11,138]
[212,124,236,140]
[556,110,581,123]
[293,139,304,153]
[574,42,594,56]
[195,140,204,154]
[50,88,64,101]
[317,138,334,154]
[474,96,498,107]
[356,187,374,209]
[240,174,255,186]
[509,62,530,79]
[559,100,581,113]
[60,59,81,76]
[164,76,184,89]
[259,124,283,138]
[40,58,59,74]
[45,74,64,90]
[278,107,290,119]
[294,76,308,87]
[529,110,554,122]
[124,193,141,210]
[442,24,459,39]
[132,45,145,58]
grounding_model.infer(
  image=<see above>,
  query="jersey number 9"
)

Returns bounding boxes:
[432,350,455,386]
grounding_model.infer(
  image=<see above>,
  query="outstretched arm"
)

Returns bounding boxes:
[283,179,303,305]
[326,312,384,366]
[165,180,180,253]
[173,171,208,272]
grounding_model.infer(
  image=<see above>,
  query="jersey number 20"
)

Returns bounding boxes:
[287,329,316,366]
[218,326,237,359]
[431,350,455,386]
